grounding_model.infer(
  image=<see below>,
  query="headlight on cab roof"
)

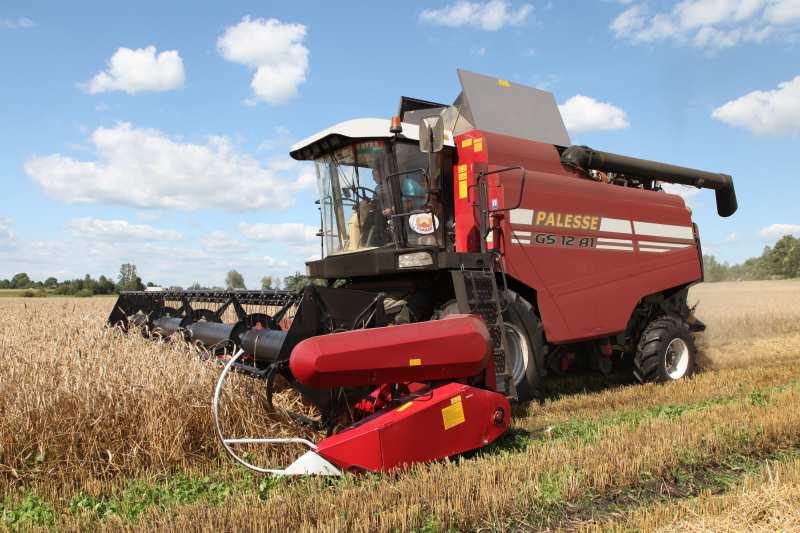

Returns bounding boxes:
[398,252,433,268]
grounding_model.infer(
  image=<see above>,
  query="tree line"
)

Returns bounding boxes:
[5,237,798,297]
[190,271,319,292]
[703,235,800,282]
[1,263,147,297]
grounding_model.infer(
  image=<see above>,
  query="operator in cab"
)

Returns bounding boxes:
[364,167,393,246]
[370,167,430,246]
[347,166,391,249]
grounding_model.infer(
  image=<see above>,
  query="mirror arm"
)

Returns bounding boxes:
[480,166,527,213]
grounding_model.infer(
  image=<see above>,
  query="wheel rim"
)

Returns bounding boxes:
[665,338,690,379]
[503,323,530,386]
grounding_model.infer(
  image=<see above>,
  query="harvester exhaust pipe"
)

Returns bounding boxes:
[561,146,738,217]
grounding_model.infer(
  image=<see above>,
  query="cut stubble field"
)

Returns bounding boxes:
[1,280,799,531]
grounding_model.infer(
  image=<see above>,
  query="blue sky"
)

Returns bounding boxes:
[1,1,799,287]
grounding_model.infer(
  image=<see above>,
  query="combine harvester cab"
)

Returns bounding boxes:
[109,69,736,475]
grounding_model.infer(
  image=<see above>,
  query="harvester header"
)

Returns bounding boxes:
[110,69,735,475]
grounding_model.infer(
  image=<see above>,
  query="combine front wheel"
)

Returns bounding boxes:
[436,290,543,401]
[634,316,697,383]
[502,291,544,401]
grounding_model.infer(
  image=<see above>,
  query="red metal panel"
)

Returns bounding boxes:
[453,132,492,252]
[316,382,510,472]
[454,129,702,344]
[289,315,491,388]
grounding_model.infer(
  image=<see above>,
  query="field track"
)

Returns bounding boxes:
[1,280,799,531]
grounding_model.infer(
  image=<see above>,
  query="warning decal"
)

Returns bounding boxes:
[441,395,466,430]
[457,164,469,199]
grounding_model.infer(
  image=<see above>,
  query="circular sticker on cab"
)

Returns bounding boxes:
[408,213,439,235]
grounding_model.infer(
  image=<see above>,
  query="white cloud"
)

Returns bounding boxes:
[238,222,318,244]
[84,46,185,94]
[199,230,248,252]
[258,126,294,151]
[661,182,702,201]
[676,0,765,29]
[558,95,630,134]
[0,17,35,29]
[0,237,292,288]
[135,211,162,222]
[711,75,800,136]
[217,16,309,105]
[610,0,800,50]
[419,1,533,31]
[610,4,647,35]
[69,217,183,241]
[726,231,739,242]
[0,217,315,287]
[764,0,800,23]
[25,122,313,211]
[0,218,16,248]
[0,226,299,287]
[760,223,800,238]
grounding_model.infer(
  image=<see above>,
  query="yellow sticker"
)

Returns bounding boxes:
[409,358,422,366]
[458,180,468,199]
[461,138,473,148]
[396,401,414,412]
[473,138,483,153]
[442,395,465,430]
[458,164,468,175]
[498,79,511,88]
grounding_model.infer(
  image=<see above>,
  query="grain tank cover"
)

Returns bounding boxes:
[452,69,571,147]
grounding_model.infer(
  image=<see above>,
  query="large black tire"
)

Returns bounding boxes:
[437,290,544,401]
[634,315,697,383]
[502,290,545,401]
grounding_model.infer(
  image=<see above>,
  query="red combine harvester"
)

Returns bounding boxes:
[109,70,737,475]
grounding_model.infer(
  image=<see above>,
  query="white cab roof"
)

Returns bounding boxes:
[289,118,454,160]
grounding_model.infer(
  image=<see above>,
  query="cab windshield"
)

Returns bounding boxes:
[314,140,437,257]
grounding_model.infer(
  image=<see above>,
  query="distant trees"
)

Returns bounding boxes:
[283,272,324,292]
[11,273,31,288]
[260,276,274,290]
[52,274,117,296]
[703,235,800,282]
[97,275,116,294]
[118,263,144,292]
[225,270,246,290]
[283,272,309,292]
[701,255,730,282]
[765,235,800,278]
[0,263,150,296]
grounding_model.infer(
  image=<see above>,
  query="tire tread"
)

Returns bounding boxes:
[634,315,696,383]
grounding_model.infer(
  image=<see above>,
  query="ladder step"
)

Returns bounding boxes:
[452,270,517,401]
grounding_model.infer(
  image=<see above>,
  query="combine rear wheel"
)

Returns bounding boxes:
[634,316,697,383]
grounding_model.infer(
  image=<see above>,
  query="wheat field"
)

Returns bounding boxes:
[1,280,799,531]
